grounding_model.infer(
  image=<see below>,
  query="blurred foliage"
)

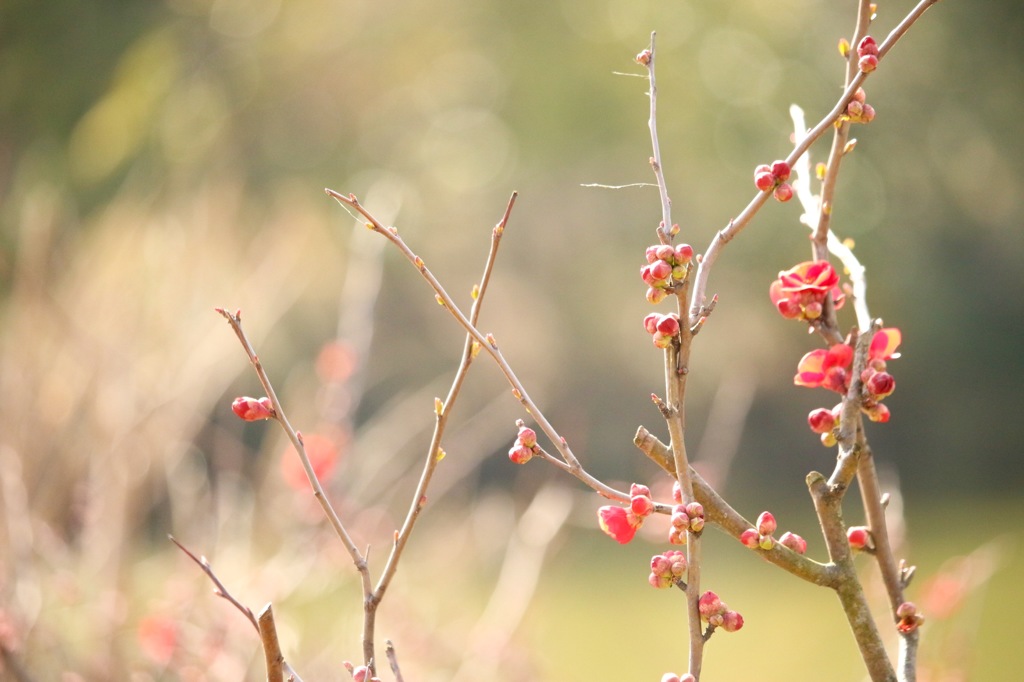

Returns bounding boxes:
[1,0,1023,679]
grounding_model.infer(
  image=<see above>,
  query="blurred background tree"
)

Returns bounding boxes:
[0,0,1021,680]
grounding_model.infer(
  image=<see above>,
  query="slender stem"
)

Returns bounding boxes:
[367,193,518,663]
[644,32,673,243]
[257,604,285,682]
[325,190,633,505]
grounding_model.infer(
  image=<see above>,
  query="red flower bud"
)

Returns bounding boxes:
[517,425,537,448]
[754,166,776,192]
[508,444,534,464]
[656,314,680,337]
[698,591,723,619]
[720,609,744,632]
[740,528,760,549]
[808,407,837,434]
[232,396,274,421]
[675,243,694,263]
[649,259,673,282]
[866,371,895,399]
[780,531,808,555]
[645,245,660,264]
[773,182,794,202]
[770,160,791,182]
[636,49,652,66]
[857,36,879,57]
[847,525,872,551]
[756,511,777,536]
[858,54,879,73]
[630,494,655,518]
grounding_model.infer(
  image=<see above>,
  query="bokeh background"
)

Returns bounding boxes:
[1,0,1022,679]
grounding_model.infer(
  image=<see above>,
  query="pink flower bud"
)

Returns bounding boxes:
[668,527,686,545]
[866,371,895,399]
[649,259,673,282]
[508,444,534,464]
[671,505,688,529]
[847,100,864,119]
[847,525,872,551]
[780,531,807,554]
[680,675,696,682]
[720,609,744,632]
[645,245,660,263]
[756,511,777,536]
[646,287,668,304]
[656,314,680,337]
[740,529,760,549]
[352,665,369,682]
[516,425,537,448]
[636,49,652,66]
[232,396,274,421]
[808,407,837,434]
[660,674,681,682]
[857,36,879,57]
[754,166,776,192]
[773,182,794,202]
[689,516,705,533]
[641,264,657,286]
[649,572,666,589]
[896,601,917,619]
[862,401,891,423]
[672,481,683,503]
[644,313,661,335]
[852,87,867,103]
[858,54,879,73]
[651,554,672,575]
[630,494,655,518]
[685,502,704,520]
[630,482,651,498]
[655,245,675,262]
[771,160,791,182]
[698,591,723,619]
[675,244,694,263]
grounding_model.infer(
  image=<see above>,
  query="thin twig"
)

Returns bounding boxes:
[643,32,674,243]
[363,193,518,672]
[325,189,634,506]
[385,640,405,682]
[170,536,305,682]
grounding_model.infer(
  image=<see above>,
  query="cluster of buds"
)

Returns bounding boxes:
[769,260,846,322]
[740,512,807,554]
[648,550,687,589]
[857,35,879,73]
[740,511,779,551]
[643,312,681,349]
[847,525,874,552]
[845,86,876,124]
[668,501,705,545]
[896,601,925,634]
[661,674,696,682]
[698,590,744,632]
[641,243,694,304]
[231,396,275,421]
[798,327,902,440]
[597,483,655,544]
[507,420,538,464]
[754,160,793,202]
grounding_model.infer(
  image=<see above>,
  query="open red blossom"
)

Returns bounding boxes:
[598,505,641,544]
[795,344,854,393]
[770,261,845,321]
